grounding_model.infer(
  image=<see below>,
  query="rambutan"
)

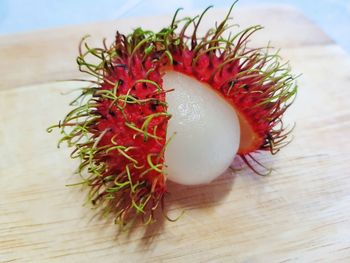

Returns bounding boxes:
[48,5,297,226]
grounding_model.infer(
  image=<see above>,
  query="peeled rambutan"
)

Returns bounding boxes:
[48,5,297,226]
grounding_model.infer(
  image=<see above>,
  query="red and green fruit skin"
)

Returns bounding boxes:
[49,6,297,226]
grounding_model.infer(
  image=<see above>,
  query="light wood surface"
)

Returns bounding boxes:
[0,5,349,263]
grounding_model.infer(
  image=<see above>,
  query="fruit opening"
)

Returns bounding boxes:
[235,111,263,154]
[168,69,263,155]
[163,70,240,185]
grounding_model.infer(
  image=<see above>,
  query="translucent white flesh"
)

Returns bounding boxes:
[163,71,240,185]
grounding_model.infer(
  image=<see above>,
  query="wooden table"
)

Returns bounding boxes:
[1,5,349,263]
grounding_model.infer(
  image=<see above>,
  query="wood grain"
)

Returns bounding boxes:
[0,6,349,263]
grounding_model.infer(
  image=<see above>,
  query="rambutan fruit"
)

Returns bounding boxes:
[48,5,297,226]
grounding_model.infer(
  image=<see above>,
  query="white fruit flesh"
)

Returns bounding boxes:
[163,71,240,185]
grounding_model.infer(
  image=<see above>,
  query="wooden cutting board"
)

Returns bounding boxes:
[1,5,349,263]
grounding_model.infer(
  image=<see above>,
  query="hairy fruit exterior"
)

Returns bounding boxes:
[49,5,297,226]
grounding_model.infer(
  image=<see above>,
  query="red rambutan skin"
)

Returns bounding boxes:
[94,54,168,195]
[50,5,297,225]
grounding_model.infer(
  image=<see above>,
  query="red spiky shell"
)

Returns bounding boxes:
[49,5,297,226]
